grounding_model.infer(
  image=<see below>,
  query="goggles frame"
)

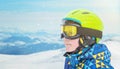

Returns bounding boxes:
[61,24,102,39]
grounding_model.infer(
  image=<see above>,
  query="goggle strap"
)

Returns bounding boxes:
[78,27,102,38]
[61,33,64,39]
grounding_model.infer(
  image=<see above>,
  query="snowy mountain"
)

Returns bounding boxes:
[0,34,120,69]
[0,32,64,55]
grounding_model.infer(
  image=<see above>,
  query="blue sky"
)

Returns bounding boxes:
[0,0,119,12]
[0,0,119,34]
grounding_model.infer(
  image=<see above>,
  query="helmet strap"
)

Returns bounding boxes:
[79,35,96,47]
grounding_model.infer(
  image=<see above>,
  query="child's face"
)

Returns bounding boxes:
[63,38,79,52]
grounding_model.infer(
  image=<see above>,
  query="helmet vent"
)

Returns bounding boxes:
[82,12,90,14]
[72,10,79,14]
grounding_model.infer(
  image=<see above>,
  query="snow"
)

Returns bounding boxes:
[104,41,120,69]
[0,36,120,69]
[0,48,65,69]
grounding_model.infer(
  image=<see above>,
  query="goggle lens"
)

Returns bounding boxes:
[62,25,77,37]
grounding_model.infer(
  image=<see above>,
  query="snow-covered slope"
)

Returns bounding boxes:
[0,49,65,69]
[103,37,120,69]
[0,36,120,69]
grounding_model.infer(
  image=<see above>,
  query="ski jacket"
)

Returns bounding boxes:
[64,44,114,69]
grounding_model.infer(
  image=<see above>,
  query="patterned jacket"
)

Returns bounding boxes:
[64,44,114,69]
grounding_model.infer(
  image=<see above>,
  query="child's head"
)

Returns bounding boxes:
[61,9,104,52]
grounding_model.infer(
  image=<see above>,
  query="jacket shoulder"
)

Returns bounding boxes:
[93,44,110,55]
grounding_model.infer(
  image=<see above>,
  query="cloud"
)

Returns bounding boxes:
[0,42,7,46]
[14,41,26,46]
[28,34,62,44]
[0,33,11,40]
[0,11,63,33]
[0,41,26,46]
[32,40,41,44]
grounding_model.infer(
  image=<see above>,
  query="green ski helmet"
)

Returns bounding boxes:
[63,9,104,43]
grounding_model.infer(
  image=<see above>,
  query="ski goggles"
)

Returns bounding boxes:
[61,24,81,39]
[61,24,102,39]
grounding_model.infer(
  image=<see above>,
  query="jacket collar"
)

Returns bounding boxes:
[64,45,94,59]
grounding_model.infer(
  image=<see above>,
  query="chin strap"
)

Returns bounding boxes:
[79,35,96,47]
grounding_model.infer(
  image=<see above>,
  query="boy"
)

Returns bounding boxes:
[61,9,114,69]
